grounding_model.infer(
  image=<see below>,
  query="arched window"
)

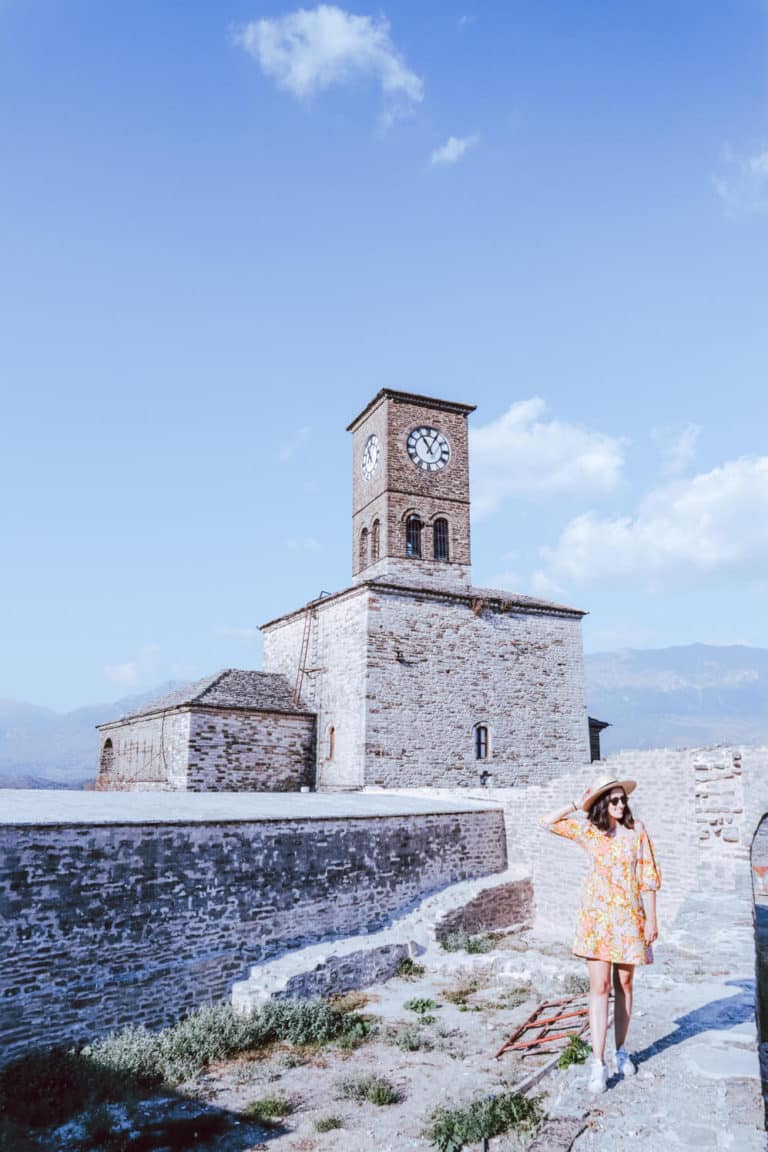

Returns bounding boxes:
[328,726,335,760]
[474,725,489,760]
[405,515,422,558]
[371,519,380,562]
[433,517,449,561]
[98,738,114,785]
[360,527,369,569]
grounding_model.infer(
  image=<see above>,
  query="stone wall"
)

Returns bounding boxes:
[364,587,590,788]
[388,744,768,943]
[96,711,189,790]
[0,805,505,1064]
[263,589,370,789]
[186,708,315,791]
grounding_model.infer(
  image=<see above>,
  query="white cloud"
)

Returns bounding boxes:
[430,135,478,167]
[286,535,322,552]
[652,423,702,476]
[535,456,768,589]
[470,398,626,518]
[233,5,423,109]
[104,644,162,688]
[715,145,768,214]
[277,425,310,463]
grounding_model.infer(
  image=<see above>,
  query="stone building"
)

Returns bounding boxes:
[98,388,591,791]
[96,670,314,791]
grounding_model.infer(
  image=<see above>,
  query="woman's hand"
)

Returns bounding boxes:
[644,919,658,945]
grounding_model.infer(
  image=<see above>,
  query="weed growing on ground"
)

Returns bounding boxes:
[403,997,438,1015]
[0,999,364,1129]
[335,1074,401,1105]
[427,1090,545,1151]
[315,1114,344,1132]
[443,975,486,1006]
[390,1026,433,1052]
[245,1094,295,1123]
[439,932,502,954]
[557,1035,592,1069]
[563,972,590,995]
[395,957,426,980]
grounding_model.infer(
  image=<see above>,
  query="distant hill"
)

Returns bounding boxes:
[0,684,187,789]
[586,644,768,755]
[1,646,766,787]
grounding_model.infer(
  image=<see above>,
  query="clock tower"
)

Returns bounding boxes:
[347,389,476,590]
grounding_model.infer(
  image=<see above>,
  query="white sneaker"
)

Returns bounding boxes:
[587,1059,607,1094]
[614,1047,636,1077]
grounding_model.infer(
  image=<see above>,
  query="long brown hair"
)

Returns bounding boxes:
[588,790,635,833]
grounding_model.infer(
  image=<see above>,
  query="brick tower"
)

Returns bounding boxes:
[347,389,476,590]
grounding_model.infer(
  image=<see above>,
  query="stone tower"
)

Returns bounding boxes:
[348,389,476,590]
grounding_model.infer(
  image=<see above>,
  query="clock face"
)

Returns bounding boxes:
[407,426,451,471]
[361,433,380,479]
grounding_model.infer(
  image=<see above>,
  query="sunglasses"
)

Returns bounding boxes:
[607,795,627,807]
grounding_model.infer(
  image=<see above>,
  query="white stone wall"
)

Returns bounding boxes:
[263,589,370,789]
[364,587,590,788]
[96,711,190,790]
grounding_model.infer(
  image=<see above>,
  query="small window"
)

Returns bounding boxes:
[371,519,380,562]
[328,726,335,760]
[475,725,489,760]
[359,527,369,569]
[433,517,449,561]
[405,515,422,558]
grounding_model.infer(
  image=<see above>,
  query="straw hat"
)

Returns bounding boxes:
[581,772,637,812]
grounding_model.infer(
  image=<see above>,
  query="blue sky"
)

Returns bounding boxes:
[2,1,767,711]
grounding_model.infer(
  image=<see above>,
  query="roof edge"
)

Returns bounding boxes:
[346,389,477,432]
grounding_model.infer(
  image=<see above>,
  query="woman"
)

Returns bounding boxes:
[540,773,661,1094]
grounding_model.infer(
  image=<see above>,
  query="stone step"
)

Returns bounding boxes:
[231,866,532,1011]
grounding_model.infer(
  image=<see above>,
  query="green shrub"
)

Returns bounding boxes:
[391,1026,431,1052]
[403,997,438,1015]
[427,1091,544,1151]
[395,957,426,980]
[439,931,497,954]
[245,1094,294,1122]
[0,998,359,1129]
[335,1074,401,1105]
[557,1035,592,1069]
[335,1013,377,1050]
[315,1114,344,1132]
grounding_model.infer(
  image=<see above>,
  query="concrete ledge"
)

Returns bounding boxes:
[0,789,500,826]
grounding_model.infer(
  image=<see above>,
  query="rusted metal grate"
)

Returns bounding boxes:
[494,992,603,1059]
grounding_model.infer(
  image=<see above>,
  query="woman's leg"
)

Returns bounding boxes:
[612,963,635,1050]
[586,959,611,1063]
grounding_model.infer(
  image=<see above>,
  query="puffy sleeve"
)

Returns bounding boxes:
[539,815,587,844]
[638,825,662,891]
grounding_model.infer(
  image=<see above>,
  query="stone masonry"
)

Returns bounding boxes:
[348,389,475,590]
[0,795,506,1064]
[97,670,315,792]
[262,580,590,789]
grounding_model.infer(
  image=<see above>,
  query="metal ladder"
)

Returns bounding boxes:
[293,607,315,707]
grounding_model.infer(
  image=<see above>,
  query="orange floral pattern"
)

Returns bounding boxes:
[542,816,661,965]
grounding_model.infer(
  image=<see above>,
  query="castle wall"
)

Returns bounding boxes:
[186,708,315,791]
[0,798,506,1065]
[363,587,590,787]
[96,711,190,790]
[391,744,767,942]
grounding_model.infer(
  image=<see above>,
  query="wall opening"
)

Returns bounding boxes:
[433,517,449,561]
[405,515,422,558]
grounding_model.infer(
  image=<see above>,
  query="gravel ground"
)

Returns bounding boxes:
[17,891,767,1151]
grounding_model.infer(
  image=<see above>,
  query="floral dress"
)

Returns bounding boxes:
[543,816,662,965]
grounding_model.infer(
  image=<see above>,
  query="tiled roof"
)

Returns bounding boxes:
[118,670,309,721]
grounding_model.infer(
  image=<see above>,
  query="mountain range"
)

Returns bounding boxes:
[0,645,765,787]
